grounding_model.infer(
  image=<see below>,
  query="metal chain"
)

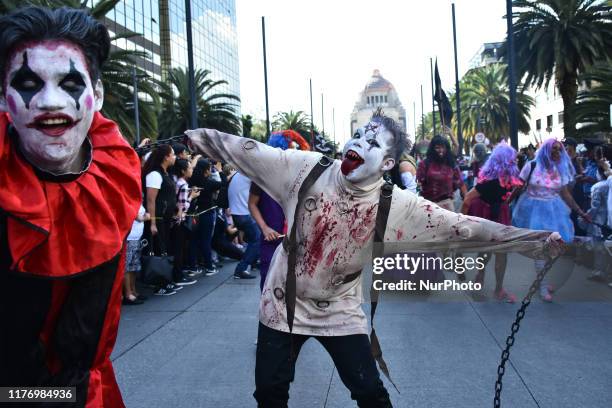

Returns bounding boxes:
[135,134,187,154]
[493,254,558,408]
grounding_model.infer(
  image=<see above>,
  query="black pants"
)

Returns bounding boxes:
[254,323,392,408]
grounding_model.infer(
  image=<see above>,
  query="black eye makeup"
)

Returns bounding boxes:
[368,139,380,148]
[9,52,43,109]
[60,59,86,110]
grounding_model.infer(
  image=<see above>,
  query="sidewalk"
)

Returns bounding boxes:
[113,256,612,407]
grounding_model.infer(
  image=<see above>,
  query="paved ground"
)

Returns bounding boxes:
[113,254,612,408]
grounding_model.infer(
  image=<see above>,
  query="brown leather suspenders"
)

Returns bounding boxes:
[370,182,399,392]
[282,156,333,333]
[282,156,397,389]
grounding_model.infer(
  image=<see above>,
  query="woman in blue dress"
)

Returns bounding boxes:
[512,138,590,301]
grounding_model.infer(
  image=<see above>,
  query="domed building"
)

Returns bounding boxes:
[350,69,407,135]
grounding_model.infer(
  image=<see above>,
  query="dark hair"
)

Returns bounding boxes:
[370,108,410,162]
[172,143,188,157]
[190,158,212,188]
[172,158,190,179]
[0,6,110,91]
[563,137,578,148]
[426,135,456,167]
[143,144,173,176]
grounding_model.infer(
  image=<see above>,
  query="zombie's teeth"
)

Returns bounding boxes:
[347,150,362,160]
[40,118,70,125]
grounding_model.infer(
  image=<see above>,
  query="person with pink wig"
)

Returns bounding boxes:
[461,142,523,302]
[512,138,590,301]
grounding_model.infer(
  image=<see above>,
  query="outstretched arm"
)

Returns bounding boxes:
[186,128,320,207]
[386,188,561,253]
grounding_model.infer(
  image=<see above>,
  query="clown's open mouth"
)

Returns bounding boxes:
[27,114,79,137]
[341,149,364,175]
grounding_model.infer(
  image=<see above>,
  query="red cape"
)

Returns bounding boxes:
[0,112,142,277]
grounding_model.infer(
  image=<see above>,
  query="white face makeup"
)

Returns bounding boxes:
[341,120,395,186]
[0,40,104,174]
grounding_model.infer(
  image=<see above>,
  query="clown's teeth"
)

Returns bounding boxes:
[40,118,70,125]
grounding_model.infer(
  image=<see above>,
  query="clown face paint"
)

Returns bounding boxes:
[0,40,103,174]
[341,121,395,186]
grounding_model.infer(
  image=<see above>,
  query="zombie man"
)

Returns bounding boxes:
[0,7,141,406]
[187,112,561,407]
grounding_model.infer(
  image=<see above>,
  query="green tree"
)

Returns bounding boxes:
[508,0,612,138]
[158,68,241,138]
[575,62,612,134]
[272,110,312,139]
[454,64,534,145]
[250,118,268,142]
[241,114,253,137]
[0,0,161,143]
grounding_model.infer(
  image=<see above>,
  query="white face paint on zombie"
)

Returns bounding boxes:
[341,121,395,186]
[1,40,104,174]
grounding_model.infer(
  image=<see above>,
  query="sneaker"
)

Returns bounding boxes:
[185,269,203,277]
[234,270,256,279]
[588,270,606,282]
[154,287,177,296]
[166,282,183,291]
[122,296,144,305]
[205,268,219,276]
[183,267,203,276]
[175,276,197,286]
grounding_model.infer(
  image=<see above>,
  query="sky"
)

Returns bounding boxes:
[235,0,508,145]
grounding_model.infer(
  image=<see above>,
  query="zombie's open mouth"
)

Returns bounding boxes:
[341,149,364,175]
[27,113,79,137]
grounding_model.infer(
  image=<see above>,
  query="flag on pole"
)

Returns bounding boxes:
[434,60,453,128]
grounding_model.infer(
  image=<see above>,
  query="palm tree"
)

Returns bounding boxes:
[509,0,612,138]
[454,64,534,144]
[0,0,161,143]
[272,110,312,139]
[575,62,612,134]
[158,68,241,138]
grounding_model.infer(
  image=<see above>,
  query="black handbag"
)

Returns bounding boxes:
[140,237,174,284]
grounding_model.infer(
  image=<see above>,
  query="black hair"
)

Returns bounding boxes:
[190,158,212,188]
[172,143,188,157]
[0,6,110,92]
[563,137,578,148]
[426,135,456,167]
[172,158,190,179]
[143,144,173,176]
[370,108,410,162]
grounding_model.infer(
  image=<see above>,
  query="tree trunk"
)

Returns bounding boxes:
[558,72,578,139]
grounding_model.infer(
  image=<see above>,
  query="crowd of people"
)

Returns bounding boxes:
[126,126,612,306]
[126,130,311,304]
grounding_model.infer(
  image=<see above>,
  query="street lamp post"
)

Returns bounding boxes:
[452,3,463,154]
[185,0,197,129]
[506,0,519,149]
[262,17,271,138]
[131,67,141,146]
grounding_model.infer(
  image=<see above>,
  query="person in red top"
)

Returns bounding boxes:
[416,135,467,211]
[0,7,141,407]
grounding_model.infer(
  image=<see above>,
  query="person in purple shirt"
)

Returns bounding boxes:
[248,130,310,291]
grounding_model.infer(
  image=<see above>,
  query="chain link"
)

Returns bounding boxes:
[493,254,558,408]
[135,134,187,154]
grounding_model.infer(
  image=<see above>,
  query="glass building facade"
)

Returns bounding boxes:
[87,0,240,111]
